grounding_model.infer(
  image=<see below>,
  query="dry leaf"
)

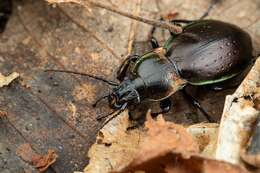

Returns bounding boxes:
[85,110,202,173]
[128,113,199,167]
[84,111,145,173]
[116,152,250,173]
[0,110,7,118]
[113,114,247,173]
[0,72,19,88]
[16,143,58,172]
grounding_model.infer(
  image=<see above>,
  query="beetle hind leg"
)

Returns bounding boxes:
[182,89,215,123]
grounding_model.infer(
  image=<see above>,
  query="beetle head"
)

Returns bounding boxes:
[108,79,142,109]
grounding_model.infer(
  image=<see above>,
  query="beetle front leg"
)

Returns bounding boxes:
[151,98,172,117]
[182,89,215,122]
[148,18,162,49]
[116,55,139,81]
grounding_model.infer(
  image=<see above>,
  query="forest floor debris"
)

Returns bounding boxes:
[16,143,58,172]
[0,72,19,88]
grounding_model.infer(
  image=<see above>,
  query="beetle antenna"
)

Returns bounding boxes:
[97,103,127,130]
[96,110,115,121]
[45,69,119,86]
[92,95,109,108]
[98,103,128,130]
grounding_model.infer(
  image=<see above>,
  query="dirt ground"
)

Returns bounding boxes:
[0,0,259,172]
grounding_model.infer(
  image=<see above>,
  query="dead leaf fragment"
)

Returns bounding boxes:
[109,111,199,173]
[0,110,7,118]
[16,143,58,172]
[131,113,199,166]
[0,72,19,88]
[116,152,250,173]
[111,113,249,173]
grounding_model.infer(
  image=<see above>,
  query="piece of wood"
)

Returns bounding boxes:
[215,58,260,165]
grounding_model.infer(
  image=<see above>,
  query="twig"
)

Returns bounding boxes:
[47,0,183,34]
[126,0,142,55]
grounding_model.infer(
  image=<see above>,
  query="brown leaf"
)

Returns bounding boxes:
[84,111,145,173]
[117,151,250,173]
[130,113,199,166]
[16,143,58,172]
[0,110,7,118]
[111,113,249,173]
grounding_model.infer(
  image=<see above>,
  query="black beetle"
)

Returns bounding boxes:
[47,18,253,125]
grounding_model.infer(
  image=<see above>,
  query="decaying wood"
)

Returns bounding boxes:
[241,113,260,168]
[215,58,260,165]
[186,123,219,157]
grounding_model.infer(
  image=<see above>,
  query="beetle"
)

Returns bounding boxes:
[46,2,254,126]
[47,18,253,125]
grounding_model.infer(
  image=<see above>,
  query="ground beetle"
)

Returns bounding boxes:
[46,3,254,126]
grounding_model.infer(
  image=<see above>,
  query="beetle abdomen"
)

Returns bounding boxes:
[166,20,253,85]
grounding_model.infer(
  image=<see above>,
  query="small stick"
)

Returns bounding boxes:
[47,0,183,34]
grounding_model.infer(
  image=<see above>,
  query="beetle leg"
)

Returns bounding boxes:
[170,19,194,24]
[151,37,160,49]
[208,84,238,91]
[151,98,172,117]
[148,17,163,49]
[199,0,219,19]
[182,89,215,122]
[116,55,139,81]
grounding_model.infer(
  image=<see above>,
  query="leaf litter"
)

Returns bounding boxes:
[0,72,19,88]
[43,0,260,173]
[0,0,258,172]
[16,143,58,172]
